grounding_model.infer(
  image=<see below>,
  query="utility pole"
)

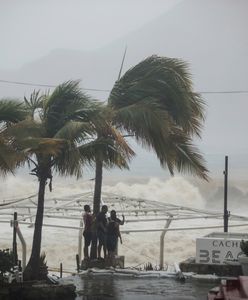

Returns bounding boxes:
[223,156,229,232]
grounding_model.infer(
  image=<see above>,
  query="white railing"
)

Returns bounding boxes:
[2,192,248,271]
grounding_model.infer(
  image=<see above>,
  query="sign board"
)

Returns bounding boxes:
[196,237,244,264]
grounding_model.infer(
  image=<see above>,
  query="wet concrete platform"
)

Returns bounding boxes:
[180,257,242,277]
[73,276,217,300]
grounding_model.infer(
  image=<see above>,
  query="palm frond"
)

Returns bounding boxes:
[54,121,95,142]
[151,128,209,180]
[5,119,45,140]
[0,99,27,126]
[77,137,133,170]
[24,90,45,120]
[113,98,172,150]
[23,138,67,156]
[0,137,25,176]
[109,55,206,136]
[43,80,97,136]
[53,142,82,178]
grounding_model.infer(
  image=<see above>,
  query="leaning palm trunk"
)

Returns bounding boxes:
[93,158,103,215]
[23,167,49,281]
[6,81,101,276]
[90,55,208,249]
[91,159,103,259]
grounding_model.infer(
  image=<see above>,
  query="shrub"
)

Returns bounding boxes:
[240,240,248,256]
[0,249,15,282]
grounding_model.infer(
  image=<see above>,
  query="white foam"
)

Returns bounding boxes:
[1,174,248,272]
[104,177,205,209]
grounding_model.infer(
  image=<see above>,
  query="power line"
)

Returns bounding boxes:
[0,78,248,95]
[199,90,248,95]
[0,79,110,92]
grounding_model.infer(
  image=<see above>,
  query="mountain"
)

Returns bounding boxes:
[0,0,247,162]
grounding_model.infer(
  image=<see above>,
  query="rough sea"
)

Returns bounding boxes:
[1,152,248,299]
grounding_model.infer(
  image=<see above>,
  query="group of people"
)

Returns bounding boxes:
[82,204,124,262]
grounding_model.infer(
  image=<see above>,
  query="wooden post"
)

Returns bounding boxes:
[76,254,80,273]
[60,263,63,278]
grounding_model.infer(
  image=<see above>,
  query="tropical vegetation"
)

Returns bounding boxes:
[0,99,26,175]
[0,249,15,283]
[0,55,208,279]
[92,55,208,218]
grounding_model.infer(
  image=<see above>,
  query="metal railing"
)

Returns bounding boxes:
[2,192,248,271]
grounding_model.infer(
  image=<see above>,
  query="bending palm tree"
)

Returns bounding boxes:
[8,81,102,280]
[93,55,208,216]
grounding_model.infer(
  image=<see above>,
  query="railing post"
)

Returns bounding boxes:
[78,219,83,262]
[28,208,33,227]
[60,262,63,278]
[16,223,27,269]
[159,216,173,270]
[12,212,18,265]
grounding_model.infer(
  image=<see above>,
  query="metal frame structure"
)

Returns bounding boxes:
[1,191,248,270]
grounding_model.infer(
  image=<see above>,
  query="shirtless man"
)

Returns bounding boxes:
[82,205,93,260]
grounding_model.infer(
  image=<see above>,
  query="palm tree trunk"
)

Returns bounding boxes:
[93,159,103,215]
[90,159,103,259]
[23,174,47,281]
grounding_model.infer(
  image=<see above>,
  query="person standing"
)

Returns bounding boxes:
[106,210,124,264]
[82,205,93,260]
[96,205,108,259]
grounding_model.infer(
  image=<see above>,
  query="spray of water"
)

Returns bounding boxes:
[1,174,248,271]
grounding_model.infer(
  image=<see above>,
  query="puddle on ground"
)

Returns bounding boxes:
[73,276,216,300]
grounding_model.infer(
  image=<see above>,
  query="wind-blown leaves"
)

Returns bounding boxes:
[54,121,95,142]
[0,99,27,175]
[0,137,25,175]
[109,55,205,137]
[77,136,133,170]
[108,55,208,179]
[43,81,98,137]
[0,70,208,277]
[0,81,101,179]
[6,119,45,140]
[151,127,208,180]
[24,90,44,120]
[0,99,26,126]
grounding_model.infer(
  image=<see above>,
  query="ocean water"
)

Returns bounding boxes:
[0,155,248,300]
[1,154,248,274]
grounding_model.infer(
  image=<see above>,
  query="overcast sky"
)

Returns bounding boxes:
[0,0,181,69]
[1,0,247,179]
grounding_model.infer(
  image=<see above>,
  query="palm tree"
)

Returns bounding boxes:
[7,81,103,280]
[0,99,26,175]
[92,55,208,216]
[87,106,135,215]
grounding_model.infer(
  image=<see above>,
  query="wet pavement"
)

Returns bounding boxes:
[75,276,217,300]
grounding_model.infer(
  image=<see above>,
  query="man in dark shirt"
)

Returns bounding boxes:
[106,210,124,264]
[96,205,108,259]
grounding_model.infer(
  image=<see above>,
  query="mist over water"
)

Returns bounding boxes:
[104,177,205,209]
[0,0,247,281]
[1,164,248,271]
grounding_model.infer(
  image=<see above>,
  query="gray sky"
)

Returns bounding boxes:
[0,0,247,179]
[0,0,181,69]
